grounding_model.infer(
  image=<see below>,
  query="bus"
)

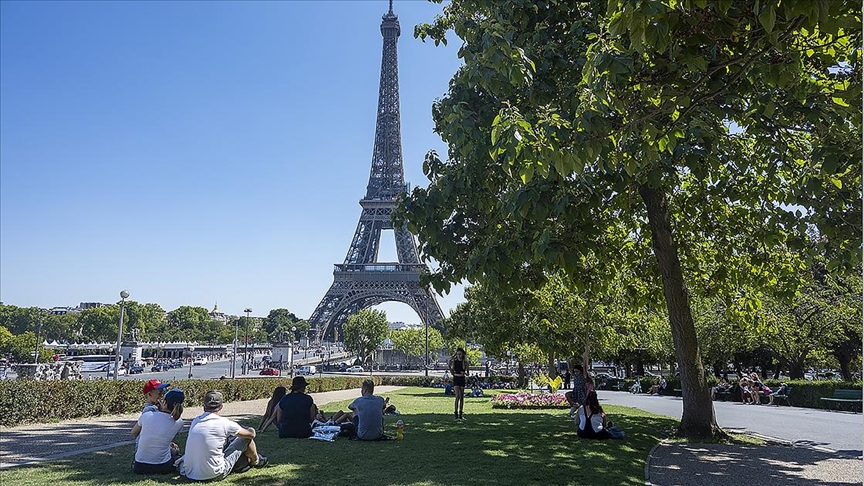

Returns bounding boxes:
[72,355,124,373]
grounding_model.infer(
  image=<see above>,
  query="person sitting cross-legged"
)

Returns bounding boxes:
[576,390,624,440]
[131,388,185,474]
[349,379,387,441]
[177,390,268,481]
[276,376,318,438]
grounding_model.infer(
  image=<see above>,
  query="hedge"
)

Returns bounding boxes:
[0,374,520,426]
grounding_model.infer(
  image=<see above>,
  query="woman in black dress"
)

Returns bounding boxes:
[449,348,468,420]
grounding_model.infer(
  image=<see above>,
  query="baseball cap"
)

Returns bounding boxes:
[290,376,308,391]
[203,390,224,412]
[164,388,185,408]
[143,379,170,395]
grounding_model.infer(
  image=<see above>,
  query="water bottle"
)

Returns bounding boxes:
[396,420,404,440]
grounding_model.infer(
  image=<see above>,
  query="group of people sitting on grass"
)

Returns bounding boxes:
[131,379,268,481]
[129,377,393,481]
[711,373,790,405]
[563,365,625,440]
[257,376,392,441]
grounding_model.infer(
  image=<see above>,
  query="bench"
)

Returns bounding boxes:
[672,388,682,397]
[715,384,740,402]
[764,386,792,406]
[820,389,862,412]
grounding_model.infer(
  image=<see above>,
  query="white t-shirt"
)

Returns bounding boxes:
[577,406,604,433]
[181,412,243,481]
[134,410,184,464]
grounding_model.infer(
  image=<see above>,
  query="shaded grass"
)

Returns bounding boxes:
[0,387,678,486]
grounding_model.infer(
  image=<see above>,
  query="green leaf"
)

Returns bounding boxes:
[491,125,502,146]
[831,97,850,107]
[829,177,842,189]
[758,6,776,34]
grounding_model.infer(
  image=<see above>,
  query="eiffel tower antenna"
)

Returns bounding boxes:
[308,2,443,347]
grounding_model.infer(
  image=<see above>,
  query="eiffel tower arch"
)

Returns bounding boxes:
[308,2,443,343]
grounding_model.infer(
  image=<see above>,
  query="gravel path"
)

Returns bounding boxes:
[647,442,863,485]
[0,386,403,469]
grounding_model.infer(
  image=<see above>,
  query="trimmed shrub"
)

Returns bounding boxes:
[0,375,519,426]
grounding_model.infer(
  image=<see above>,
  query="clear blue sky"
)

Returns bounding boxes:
[0,0,466,324]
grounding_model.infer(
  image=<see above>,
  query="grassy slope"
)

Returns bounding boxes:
[0,387,678,486]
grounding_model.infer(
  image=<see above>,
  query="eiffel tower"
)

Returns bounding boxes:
[308,1,443,342]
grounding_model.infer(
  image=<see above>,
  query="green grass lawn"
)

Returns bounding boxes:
[0,387,678,486]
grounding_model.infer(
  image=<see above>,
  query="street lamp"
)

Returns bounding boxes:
[113,290,129,380]
[187,347,194,378]
[243,308,252,375]
[34,313,43,365]
[232,318,239,379]
[289,326,296,377]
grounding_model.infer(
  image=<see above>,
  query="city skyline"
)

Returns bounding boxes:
[0,1,465,324]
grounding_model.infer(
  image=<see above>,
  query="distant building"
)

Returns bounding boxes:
[48,307,78,315]
[389,321,422,331]
[209,302,230,323]
[78,302,105,310]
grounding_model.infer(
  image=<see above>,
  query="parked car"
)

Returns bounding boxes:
[169,360,184,369]
[259,367,279,376]
[129,365,145,375]
[193,358,207,366]
[346,365,364,373]
[151,363,170,372]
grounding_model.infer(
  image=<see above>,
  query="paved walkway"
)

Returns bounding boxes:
[0,386,403,469]
[598,391,863,485]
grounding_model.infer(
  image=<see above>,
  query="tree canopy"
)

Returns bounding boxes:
[400,0,861,438]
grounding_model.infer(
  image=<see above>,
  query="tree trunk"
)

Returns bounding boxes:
[517,361,527,388]
[639,184,722,439]
[547,354,556,379]
[833,348,853,381]
[789,360,805,380]
[583,332,591,375]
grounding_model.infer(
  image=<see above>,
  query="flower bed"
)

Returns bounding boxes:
[490,392,569,409]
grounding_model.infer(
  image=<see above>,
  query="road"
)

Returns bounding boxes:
[597,390,863,457]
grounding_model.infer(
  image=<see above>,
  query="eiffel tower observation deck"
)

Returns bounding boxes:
[308,1,444,342]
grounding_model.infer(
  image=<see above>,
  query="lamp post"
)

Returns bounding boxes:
[113,290,129,380]
[187,347,194,379]
[243,308,252,375]
[289,326,296,377]
[232,318,239,379]
[34,313,43,365]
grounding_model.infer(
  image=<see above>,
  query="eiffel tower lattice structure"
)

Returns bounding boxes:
[308,2,444,342]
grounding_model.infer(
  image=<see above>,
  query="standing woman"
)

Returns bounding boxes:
[449,348,468,420]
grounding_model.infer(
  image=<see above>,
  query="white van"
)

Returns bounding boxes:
[299,365,316,375]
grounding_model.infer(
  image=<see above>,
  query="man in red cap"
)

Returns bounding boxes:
[142,379,170,413]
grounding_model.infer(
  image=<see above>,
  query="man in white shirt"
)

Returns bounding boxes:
[178,390,268,481]
[131,388,185,474]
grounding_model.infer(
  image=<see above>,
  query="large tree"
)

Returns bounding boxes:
[390,326,444,367]
[343,309,389,369]
[400,0,860,438]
